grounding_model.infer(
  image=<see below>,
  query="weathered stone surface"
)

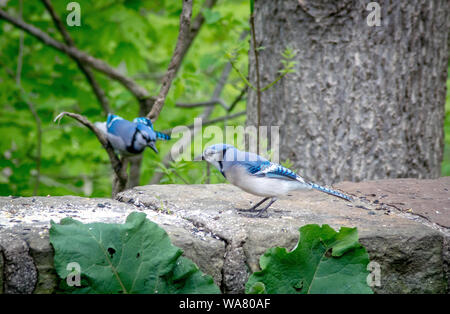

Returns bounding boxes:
[336,177,450,228]
[0,181,449,294]
[117,183,449,294]
[336,178,450,292]
[0,232,37,294]
[0,246,3,294]
[0,195,225,292]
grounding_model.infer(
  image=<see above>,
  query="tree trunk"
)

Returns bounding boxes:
[247,0,449,185]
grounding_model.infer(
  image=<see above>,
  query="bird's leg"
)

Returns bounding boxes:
[255,197,277,218]
[236,197,270,212]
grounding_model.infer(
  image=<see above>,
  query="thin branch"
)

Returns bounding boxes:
[0,9,152,107]
[175,86,247,111]
[129,0,217,188]
[227,56,256,91]
[175,0,218,75]
[162,110,246,134]
[41,0,111,114]
[260,72,289,92]
[147,0,193,121]
[23,94,42,195]
[15,0,24,86]
[16,0,41,195]
[175,98,229,110]
[250,10,262,154]
[228,87,247,112]
[40,0,74,45]
[174,62,238,111]
[150,61,243,184]
[131,0,218,84]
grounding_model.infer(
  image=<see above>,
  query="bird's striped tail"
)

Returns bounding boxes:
[308,183,352,201]
[155,131,171,141]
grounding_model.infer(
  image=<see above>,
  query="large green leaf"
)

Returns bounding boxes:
[50,212,220,294]
[246,224,373,294]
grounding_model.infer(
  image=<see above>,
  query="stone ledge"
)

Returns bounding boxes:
[0,179,449,294]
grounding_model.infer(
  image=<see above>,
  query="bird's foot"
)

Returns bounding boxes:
[235,197,270,213]
[237,210,269,219]
[234,207,258,212]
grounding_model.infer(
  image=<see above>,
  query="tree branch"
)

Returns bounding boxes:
[0,9,152,108]
[162,110,246,134]
[175,86,247,111]
[175,0,218,73]
[150,61,244,184]
[175,98,229,110]
[129,0,217,189]
[250,9,262,154]
[23,94,42,195]
[15,0,41,195]
[40,0,111,114]
[147,0,193,121]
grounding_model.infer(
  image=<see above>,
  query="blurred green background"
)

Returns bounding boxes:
[0,0,448,198]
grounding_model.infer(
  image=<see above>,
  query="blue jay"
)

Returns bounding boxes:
[95,114,169,156]
[200,144,352,217]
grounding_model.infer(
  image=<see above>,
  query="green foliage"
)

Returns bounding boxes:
[245,224,373,294]
[1,0,448,197]
[50,212,220,294]
[51,214,371,294]
[442,68,450,176]
[0,0,249,197]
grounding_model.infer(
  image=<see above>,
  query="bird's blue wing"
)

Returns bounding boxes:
[133,117,154,130]
[243,161,301,182]
[107,114,123,129]
[107,115,133,137]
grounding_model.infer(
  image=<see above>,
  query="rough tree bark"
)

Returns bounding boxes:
[247,0,449,185]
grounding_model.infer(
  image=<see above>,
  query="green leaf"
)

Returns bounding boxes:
[50,212,220,294]
[247,282,266,294]
[245,224,373,294]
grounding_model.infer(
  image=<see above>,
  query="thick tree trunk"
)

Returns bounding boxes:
[247,0,449,185]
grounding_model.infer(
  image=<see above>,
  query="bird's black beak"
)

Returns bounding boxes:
[148,142,158,153]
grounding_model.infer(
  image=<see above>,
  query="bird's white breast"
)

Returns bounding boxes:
[226,165,310,197]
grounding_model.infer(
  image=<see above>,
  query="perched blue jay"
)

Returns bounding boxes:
[200,144,352,217]
[95,114,169,156]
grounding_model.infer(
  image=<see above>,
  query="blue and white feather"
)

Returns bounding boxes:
[95,114,162,156]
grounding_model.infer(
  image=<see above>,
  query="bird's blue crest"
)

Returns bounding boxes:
[133,117,154,129]
[134,117,171,141]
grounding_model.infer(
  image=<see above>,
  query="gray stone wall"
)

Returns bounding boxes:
[0,179,449,293]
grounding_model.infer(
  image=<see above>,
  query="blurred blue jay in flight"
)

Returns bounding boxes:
[200,144,352,217]
[95,114,170,156]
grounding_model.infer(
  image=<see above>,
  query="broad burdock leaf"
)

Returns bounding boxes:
[50,212,220,294]
[246,224,374,294]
